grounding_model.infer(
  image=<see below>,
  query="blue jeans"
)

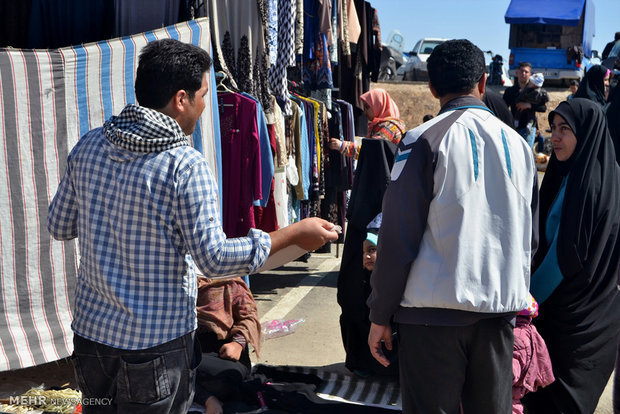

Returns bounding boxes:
[72,331,201,414]
[518,125,537,148]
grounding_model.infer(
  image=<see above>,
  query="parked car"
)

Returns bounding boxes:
[398,38,448,81]
[378,31,407,81]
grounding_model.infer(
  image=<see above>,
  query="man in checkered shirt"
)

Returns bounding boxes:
[48,39,337,413]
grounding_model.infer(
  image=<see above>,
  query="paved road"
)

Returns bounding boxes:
[249,246,615,413]
[0,245,614,412]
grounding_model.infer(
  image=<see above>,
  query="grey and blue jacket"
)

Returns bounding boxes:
[368,96,539,326]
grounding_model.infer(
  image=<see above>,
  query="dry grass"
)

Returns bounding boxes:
[372,81,570,136]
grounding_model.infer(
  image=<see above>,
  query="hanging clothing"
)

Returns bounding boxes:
[303,0,334,91]
[242,93,274,208]
[218,92,262,237]
[338,0,352,58]
[294,0,304,55]
[573,64,609,107]
[337,139,397,376]
[210,0,271,112]
[347,0,361,44]
[273,168,290,229]
[268,0,296,115]
[329,0,339,65]
[524,98,620,413]
[267,0,278,65]
[368,5,382,82]
[254,123,279,232]
[290,98,311,200]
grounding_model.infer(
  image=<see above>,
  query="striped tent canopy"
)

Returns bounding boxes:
[0,18,218,371]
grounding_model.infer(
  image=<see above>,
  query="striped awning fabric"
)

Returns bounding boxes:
[0,18,217,371]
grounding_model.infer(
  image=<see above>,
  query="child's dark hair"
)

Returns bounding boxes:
[135,39,212,109]
[569,79,579,87]
[427,39,486,97]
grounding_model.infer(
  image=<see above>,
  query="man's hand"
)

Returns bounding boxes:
[516,102,532,111]
[368,323,393,367]
[269,217,340,254]
[291,217,340,251]
[219,342,243,361]
[329,138,342,151]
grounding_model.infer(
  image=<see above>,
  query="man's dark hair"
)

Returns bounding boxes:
[518,61,532,70]
[135,39,212,109]
[615,32,620,41]
[427,39,485,97]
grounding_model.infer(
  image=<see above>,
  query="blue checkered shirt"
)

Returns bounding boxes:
[48,106,270,349]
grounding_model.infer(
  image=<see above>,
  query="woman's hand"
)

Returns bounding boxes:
[219,341,243,361]
[329,138,342,151]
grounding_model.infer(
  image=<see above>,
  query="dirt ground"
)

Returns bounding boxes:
[373,81,570,136]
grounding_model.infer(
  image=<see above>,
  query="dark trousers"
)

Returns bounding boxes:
[194,329,252,405]
[398,317,514,414]
[72,331,200,414]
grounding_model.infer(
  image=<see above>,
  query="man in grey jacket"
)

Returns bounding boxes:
[367,39,539,414]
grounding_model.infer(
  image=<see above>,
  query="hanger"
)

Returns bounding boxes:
[215,72,237,94]
[215,72,236,107]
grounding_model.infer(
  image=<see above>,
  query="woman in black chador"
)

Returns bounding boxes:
[523,98,620,413]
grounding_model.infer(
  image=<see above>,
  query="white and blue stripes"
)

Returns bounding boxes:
[0,18,220,368]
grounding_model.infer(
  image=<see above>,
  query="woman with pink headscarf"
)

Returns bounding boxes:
[329,88,406,159]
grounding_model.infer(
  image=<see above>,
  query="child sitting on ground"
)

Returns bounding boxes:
[194,276,262,414]
[512,294,555,414]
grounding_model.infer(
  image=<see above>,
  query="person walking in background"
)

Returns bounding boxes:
[514,73,549,147]
[367,39,538,414]
[523,99,620,413]
[47,39,338,413]
[574,64,611,107]
[329,88,406,159]
[503,61,548,147]
[602,32,620,60]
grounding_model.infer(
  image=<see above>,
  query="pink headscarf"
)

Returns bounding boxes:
[360,88,401,132]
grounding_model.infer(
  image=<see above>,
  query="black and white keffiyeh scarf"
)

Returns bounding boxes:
[103,104,189,153]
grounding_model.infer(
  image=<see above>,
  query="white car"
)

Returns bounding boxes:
[398,38,448,81]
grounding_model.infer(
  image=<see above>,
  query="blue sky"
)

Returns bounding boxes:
[376,0,620,63]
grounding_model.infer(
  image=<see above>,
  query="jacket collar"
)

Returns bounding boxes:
[438,95,490,116]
